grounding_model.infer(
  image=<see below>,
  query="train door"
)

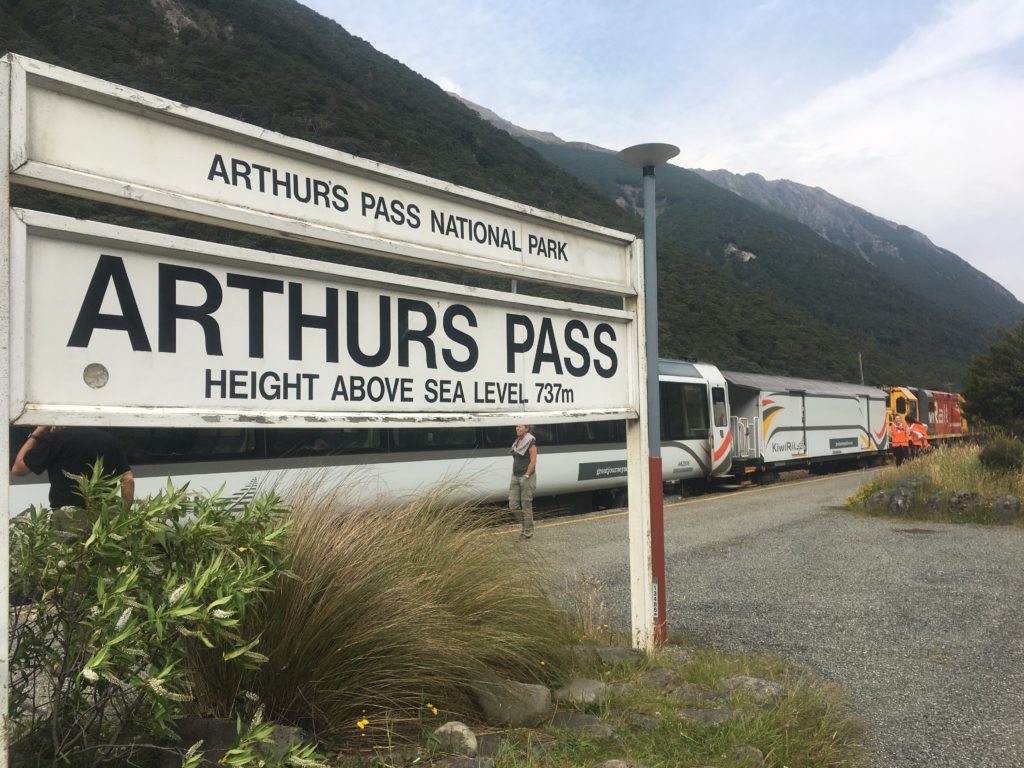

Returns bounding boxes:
[795,391,808,456]
[708,384,732,476]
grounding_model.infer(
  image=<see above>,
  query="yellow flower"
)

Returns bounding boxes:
[356,718,369,730]
[426,702,438,716]
[238,546,248,553]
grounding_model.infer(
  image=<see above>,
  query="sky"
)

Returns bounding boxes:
[301,0,1024,302]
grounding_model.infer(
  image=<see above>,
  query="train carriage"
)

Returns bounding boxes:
[725,371,889,478]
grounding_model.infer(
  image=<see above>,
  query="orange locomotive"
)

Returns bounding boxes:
[883,385,967,447]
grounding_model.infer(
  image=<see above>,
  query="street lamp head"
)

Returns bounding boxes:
[617,142,680,169]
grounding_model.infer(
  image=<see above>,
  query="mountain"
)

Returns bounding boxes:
[691,170,1022,333]
[2,0,1014,387]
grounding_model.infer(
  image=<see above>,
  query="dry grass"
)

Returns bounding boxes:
[191,480,571,743]
[866,444,1024,498]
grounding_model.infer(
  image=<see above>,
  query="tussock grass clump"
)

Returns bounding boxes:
[194,482,570,741]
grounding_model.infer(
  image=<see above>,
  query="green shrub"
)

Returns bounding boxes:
[979,435,1024,473]
[195,482,572,743]
[9,465,294,766]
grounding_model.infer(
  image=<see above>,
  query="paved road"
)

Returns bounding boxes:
[528,470,1024,768]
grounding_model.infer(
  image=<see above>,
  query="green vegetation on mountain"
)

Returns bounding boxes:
[692,169,1023,335]
[0,0,999,385]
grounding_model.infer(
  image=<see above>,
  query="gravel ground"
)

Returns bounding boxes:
[528,469,1024,768]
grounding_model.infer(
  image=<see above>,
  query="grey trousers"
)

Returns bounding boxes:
[509,473,536,536]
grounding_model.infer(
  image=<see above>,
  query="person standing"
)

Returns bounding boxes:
[11,425,135,509]
[509,424,537,539]
[890,414,910,466]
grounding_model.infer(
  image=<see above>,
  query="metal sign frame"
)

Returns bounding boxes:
[0,53,658,767]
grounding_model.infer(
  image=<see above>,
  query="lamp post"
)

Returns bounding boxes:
[617,142,679,645]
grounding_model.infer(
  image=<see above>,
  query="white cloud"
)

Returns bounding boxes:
[690,0,1024,300]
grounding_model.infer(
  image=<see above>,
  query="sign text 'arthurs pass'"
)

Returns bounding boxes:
[11,212,634,425]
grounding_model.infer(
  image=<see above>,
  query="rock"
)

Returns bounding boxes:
[949,491,982,519]
[473,680,552,727]
[553,678,608,707]
[923,494,945,516]
[433,721,477,757]
[609,682,635,696]
[866,489,890,510]
[549,711,615,738]
[596,646,645,664]
[668,682,722,703]
[719,675,784,701]
[676,708,748,726]
[625,712,661,730]
[642,667,678,689]
[727,744,766,765]
[594,761,648,768]
[991,495,1022,523]
[888,487,915,516]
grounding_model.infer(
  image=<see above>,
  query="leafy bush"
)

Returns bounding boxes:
[194,482,572,743]
[9,465,293,765]
[978,435,1024,473]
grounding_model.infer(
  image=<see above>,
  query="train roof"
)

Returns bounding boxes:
[658,358,719,379]
[722,370,887,398]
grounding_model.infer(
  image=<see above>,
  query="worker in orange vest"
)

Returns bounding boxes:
[890,413,910,466]
[906,416,930,457]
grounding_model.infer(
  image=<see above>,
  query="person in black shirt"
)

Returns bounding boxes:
[12,426,135,508]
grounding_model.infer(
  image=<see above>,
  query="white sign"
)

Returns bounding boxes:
[6,55,636,294]
[9,210,637,427]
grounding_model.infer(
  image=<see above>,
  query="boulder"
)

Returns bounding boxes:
[727,744,766,766]
[991,495,1022,523]
[552,678,608,707]
[642,667,678,690]
[433,721,477,757]
[472,680,552,727]
[949,491,982,519]
[866,489,890,510]
[888,487,915,516]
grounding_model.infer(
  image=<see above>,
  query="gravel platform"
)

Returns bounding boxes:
[530,470,1024,768]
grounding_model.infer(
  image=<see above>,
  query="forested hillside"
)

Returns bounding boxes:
[0,0,997,385]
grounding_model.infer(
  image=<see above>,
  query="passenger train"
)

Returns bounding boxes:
[7,359,966,515]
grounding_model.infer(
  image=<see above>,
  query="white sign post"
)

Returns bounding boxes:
[1,54,659,765]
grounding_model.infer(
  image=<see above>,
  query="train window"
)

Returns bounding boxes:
[390,427,479,452]
[265,428,385,459]
[558,421,620,445]
[661,382,709,441]
[712,387,728,427]
[121,428,257,464]
[483,424,557,449]
[895,397,908,415]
